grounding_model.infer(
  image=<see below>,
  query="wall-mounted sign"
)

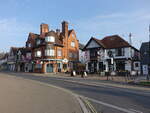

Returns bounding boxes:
[62,58,68,63]
[142,65,148,75]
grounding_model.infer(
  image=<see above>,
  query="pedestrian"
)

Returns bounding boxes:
[84,71,87,77]
[81,70,84,78]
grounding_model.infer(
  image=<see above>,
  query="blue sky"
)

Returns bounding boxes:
[0,0,150,52]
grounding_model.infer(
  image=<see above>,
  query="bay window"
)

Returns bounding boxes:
[45,49,55,56]
[57,49,62,57]
[35,50,41,57]
[45,36,55,42]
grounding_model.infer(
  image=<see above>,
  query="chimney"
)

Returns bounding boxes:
[62,21,68,38]
[40,23,49,34]
[56,29,60,36]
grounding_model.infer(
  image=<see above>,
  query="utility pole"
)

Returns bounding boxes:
[129,33,132,45]
[148,25,150,79]
[129,33,133,72]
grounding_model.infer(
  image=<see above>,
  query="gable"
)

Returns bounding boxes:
[86,40,100,49]
[68,30,76,39]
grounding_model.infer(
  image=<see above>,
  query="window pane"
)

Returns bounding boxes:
[45,49,55,56]
[45,36,55,42]
[71,42,75,47]
[58,49,61,56]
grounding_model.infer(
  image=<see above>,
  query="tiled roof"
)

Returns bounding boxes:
[100,35,131,49]
[84,35,139,51]
[11,47,19,54]
[92,37,106,48]
[29,32,39,39]
[31,30,63,47]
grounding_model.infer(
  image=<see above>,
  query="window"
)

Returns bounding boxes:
[72,34,75,38]
[26,53,31,59]
[135,62,139,67]
[71,41,75,47]
[73,53,77,58]
[90,50,96,57]
[57,49,62,57]
[45,49,55,56]
[36,40,41,45]
[35,64,42,69]
[116,48,124,56]
[35,50,41,57]
[69,52,77,58]
[63,64,67,70]
[69,52,73,58]
[28,43,31,47]
[45,36,55,42]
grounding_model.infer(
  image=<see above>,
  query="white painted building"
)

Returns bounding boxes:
[83,35,141,74]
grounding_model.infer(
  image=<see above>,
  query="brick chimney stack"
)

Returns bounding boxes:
[62,21,68,38]
[40,23,49,34]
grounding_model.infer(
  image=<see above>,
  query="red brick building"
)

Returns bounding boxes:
[26,21,79,73]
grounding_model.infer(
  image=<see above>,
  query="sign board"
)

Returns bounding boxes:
[62,58,68,63]
[142,65,148,75]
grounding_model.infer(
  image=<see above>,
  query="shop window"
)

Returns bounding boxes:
[35,64,42,69]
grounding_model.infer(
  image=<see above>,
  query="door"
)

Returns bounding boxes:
[46,64,53,73]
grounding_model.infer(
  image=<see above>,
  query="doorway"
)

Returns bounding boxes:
[46,64,53,73]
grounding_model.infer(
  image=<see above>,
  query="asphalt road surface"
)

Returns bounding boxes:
[3,72,150,113]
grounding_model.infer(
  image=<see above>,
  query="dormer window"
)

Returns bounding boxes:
[45,36,55,42]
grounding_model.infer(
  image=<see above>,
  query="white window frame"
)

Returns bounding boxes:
[71,41,75,47]
[36,40,41,45]
[45,49,55,56]
[26,53,31,59]
[45,36,55,42]
[28,43,31,47]
[57,49,62,57]
[35,50,41,57]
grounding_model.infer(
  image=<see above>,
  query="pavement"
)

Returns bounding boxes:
[0,73,83,113]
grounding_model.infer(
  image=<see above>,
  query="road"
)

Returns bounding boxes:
[3,72,150,113]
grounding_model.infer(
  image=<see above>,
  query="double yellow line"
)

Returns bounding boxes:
[84,98,99,113]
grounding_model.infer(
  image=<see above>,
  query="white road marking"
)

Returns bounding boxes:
[80,95,142,113]
[129,109,143,113]
[61,79,150,96]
